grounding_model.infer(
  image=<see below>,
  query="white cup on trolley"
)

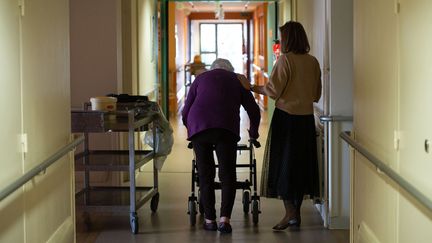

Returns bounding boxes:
[90,97,117,120]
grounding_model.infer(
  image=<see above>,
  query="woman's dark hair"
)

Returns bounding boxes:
[279,21,310,54]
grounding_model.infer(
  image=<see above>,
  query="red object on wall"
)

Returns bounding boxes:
[272,41,280,60]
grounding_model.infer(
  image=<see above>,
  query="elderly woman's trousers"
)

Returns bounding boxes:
[191,128,238,220]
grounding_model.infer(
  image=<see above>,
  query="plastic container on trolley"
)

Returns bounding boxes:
[90,96,117,111]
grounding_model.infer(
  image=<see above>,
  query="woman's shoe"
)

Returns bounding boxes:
[272,218,301,231]
[203,221,218,231]
[218,222,232,233]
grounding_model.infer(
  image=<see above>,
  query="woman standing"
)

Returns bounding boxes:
[239,21,321,230]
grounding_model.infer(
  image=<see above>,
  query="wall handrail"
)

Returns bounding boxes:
[340,131,432,213]
[0,136,84,202]
[320,115,353,123]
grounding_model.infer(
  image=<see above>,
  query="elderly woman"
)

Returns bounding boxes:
[182,58,260,233]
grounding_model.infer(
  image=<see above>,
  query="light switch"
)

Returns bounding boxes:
[393,131,400,151]
[21,133,28,153]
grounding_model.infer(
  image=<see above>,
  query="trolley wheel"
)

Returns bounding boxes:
[130,213,139,234]
[188,200,197,226]
[150,192,160,212]
[252,200,260,224]
[242,190,250,213]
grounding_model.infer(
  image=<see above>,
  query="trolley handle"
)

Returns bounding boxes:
[249,139,261,148]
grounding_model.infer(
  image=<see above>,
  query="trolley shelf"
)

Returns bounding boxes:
[103,113,157,131]
[75,150,154,171]
[76,186,157,212]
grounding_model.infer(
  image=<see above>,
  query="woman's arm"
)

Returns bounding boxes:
[250,84,265,95]
[236,74,265,95]
[236,56,289,99]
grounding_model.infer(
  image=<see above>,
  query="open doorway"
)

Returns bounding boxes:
[166,1,274,116]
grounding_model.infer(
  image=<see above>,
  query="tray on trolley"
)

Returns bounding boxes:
[75,150,154,171]
[76,186,159,212]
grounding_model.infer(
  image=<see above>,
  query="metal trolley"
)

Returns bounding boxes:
[72,102,161,234]
[187,139,261,226]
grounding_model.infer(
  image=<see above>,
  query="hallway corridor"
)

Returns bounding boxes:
[76,110,349,243]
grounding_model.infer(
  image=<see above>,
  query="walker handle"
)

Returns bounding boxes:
[249,139,261,148]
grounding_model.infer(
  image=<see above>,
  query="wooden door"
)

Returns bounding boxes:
[253,3,268,108]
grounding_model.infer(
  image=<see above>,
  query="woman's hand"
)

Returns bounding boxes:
[236,73,251,90]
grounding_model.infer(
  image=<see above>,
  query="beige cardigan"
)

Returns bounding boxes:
[264,52,322,115]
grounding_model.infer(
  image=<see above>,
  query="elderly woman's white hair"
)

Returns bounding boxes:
[210,58,234,72]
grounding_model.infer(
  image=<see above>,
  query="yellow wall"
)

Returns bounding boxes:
[0,0,74,242]
[70,0,121,108]
[354,0,432,242]
[278,0,293,23]
[0,0,24,241]
[296,0,326,68]
[70,0,122,187]
[295,0,326,112]
[353,0,404,241]
[398,1,432,241]
[138,0,157,98]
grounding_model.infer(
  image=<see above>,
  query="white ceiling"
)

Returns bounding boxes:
[176,1,264,13]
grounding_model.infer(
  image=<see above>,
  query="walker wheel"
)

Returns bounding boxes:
[188,200,197,226]
[252,200,260,224]
[242,190,250,213]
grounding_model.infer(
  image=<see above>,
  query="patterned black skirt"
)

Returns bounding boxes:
[260,108,319,200]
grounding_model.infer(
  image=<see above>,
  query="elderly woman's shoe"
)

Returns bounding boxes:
[203,221,218,231]
[218,222,232,233]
